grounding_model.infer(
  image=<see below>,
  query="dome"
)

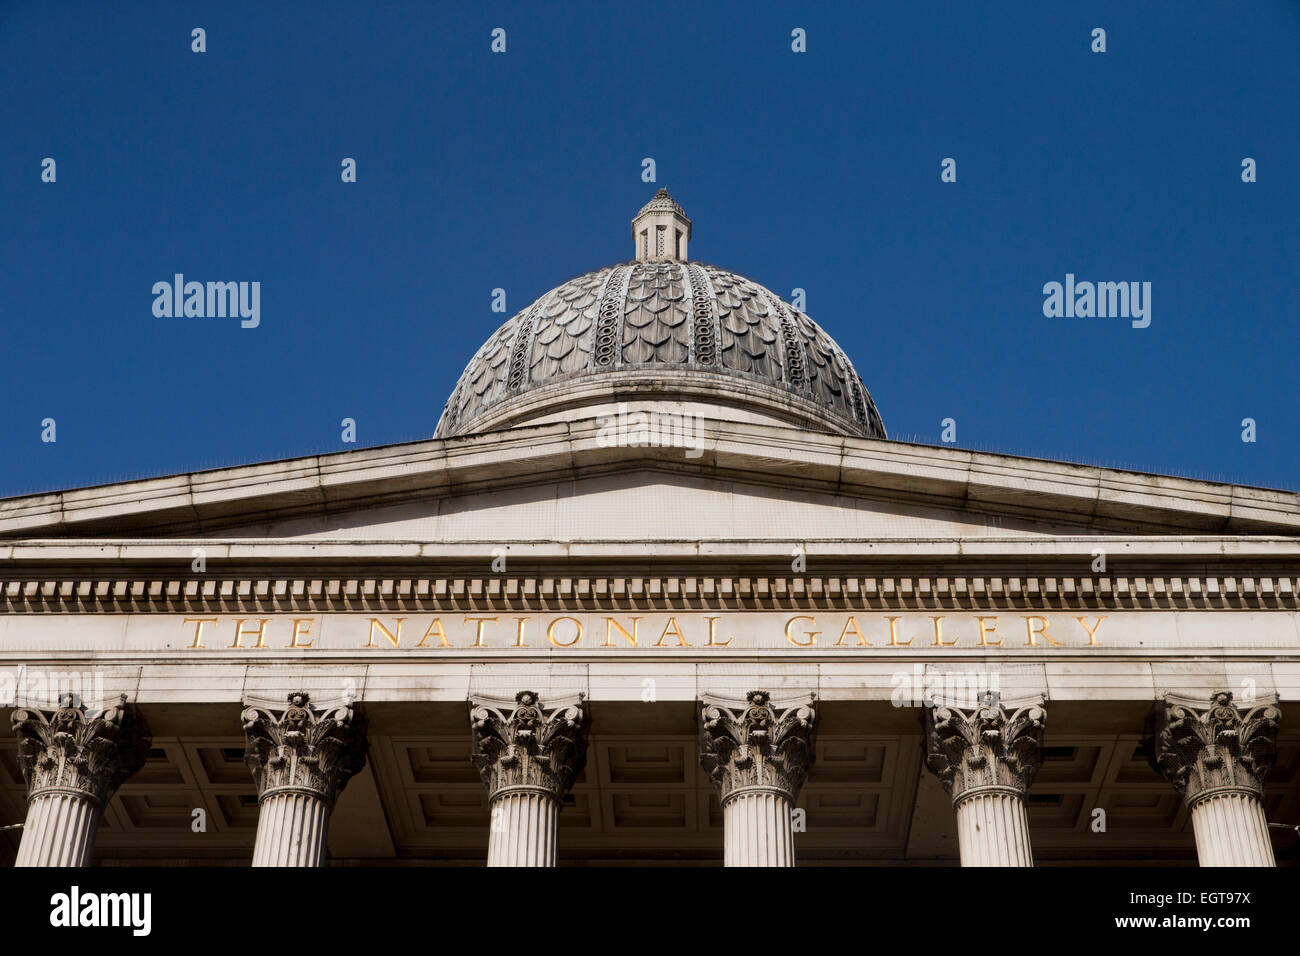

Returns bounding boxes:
[435,191,886,440]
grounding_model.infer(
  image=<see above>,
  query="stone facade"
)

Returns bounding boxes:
[1,194,1298,867]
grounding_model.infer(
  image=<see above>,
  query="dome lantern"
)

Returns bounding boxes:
[632,188,691,261]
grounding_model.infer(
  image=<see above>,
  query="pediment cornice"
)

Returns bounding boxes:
[1,417,1298,538]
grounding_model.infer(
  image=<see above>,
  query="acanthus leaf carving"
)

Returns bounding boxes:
[699,690,817,803]
[1152,690,1280,805]
[924,691,1046,803]
[241,691,367,807]
[469,690,588,802]
[11,693,150,807]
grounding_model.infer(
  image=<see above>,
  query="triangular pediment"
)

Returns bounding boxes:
[1,417,1297,541]
[209,470,1097,542]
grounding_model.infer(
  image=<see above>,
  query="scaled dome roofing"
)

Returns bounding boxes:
[435,195,885,440]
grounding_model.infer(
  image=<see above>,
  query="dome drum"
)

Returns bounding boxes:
[442,366,875,438]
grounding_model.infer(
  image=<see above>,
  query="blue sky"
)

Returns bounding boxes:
[2,1,1297,496]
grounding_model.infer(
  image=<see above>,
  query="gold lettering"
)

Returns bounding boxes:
[975,616,1001,646]
[184,617,218,649]
[604,617,641,647]
[288,618,314,648]
[1023,615,1064,647]
[548,616,583,647]
[885,616,911,646]
[414,618,450,648]
[785,615,819,646]
[464,616,498,648]
[366,617,406,648]
[230,618,270,649]
[705,616,732,646]
[834,616,870,646]
[170,611,1109,654]
[1075,616,1105,646]
[655,617,690,647]
[930,616,956,646]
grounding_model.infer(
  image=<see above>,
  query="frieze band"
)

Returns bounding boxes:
[178,612,1107,649]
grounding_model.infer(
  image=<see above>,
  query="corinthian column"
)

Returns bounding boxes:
[1153,691,1280,867]
[925,691,1046,867]
[470,690,588,867]
[11,694,150,866]
[699,690,817,867]
[242,692,367,867]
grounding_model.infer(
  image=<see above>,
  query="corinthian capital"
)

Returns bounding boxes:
[242,692,367,806]
[11,694,150,806]
[470,690,588,802]
[1153,691,1280,806]
[925,691,1046,803]
[699,691,818,803]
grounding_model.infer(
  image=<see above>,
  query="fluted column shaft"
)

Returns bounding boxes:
[1188,790,1275,866]
[925,692,1046,868]
[242,692,366,868]
[15,791,101,867]
[722,787,794,867]
[250,790,330,867]
[470,691,588,868]
[953,787,1034,867]
[700,691,817,867]
[1152,692,1280,868]
[11,695,149,868]
[487,787,559,867]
